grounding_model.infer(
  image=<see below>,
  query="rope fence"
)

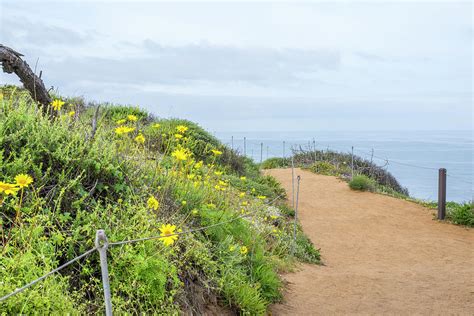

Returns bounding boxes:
[0,193,289,312]
[224,136,472,185]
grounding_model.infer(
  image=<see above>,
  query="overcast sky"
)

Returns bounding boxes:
[0,1,472,131]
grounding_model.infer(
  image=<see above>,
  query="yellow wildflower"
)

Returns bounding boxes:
[51,99,65,111]
[175,134,183,139]
[135,133,145,144]
[171,148,188,161]
[229,245,236,252]
[257,195,266,200]
[176,125,188,133]
[214,171,223,176]
[211,149,222,156]
[181,200,187,206]
[147,196,159,210]
[68,111,75,117]
[194,161,203,169]
[152,123,161,129]
[241,201,248,206]
[127,114,138,122]
[159,224,178,246]
[192,209,198,215]
[240,246,248,255]
[239,192,246,198]
[14,174,33,188]
[240,176,246,181]
[116,119,126,125]
[115,126,135,135]
[0,182,19,195]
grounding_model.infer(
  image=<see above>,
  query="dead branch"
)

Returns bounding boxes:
[0,44,51,111]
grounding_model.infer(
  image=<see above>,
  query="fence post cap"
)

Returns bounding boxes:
[95,229,109,250]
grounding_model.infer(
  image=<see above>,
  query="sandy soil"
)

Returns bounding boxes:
[266,168,473,315]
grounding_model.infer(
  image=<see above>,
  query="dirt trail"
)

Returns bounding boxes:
[267,168,473,315]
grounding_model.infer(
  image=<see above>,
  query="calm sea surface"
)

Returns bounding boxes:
[215,130,473,203]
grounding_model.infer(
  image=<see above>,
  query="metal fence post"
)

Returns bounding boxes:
[438,168,447,220]
[231,136,234,151]
[95,230,113,316]
[291,156,295,209]
[292,175,301,255]
[351,146,354,179]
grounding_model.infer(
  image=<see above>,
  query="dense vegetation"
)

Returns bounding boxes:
[262,150,473,227]
[0,86,320,314]
[261,149,408,195]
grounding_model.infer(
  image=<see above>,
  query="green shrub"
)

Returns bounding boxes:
[349,175,375,191]
[309,161,337,176]
[447,202,474,227]
[261,157,290,169]
[0,88,321,314]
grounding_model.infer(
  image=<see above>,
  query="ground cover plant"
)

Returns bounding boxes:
[0,86,320,314]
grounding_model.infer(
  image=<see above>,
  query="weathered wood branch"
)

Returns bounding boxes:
[0,44,51,110]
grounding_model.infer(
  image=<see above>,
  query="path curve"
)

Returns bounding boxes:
[267,168,473,315]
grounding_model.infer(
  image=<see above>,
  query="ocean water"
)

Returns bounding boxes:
[215,130,473,203]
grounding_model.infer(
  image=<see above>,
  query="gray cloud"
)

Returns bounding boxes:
[0,16,88,47]
[40,40,340,87]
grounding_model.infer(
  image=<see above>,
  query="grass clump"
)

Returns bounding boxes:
[446,202,474,227]
[349,175,376,191]
[0,87,320,314]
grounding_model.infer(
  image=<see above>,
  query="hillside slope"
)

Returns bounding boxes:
[267,168,473,315]
[0,88,319,314]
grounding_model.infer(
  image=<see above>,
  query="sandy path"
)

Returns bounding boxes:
[266,168,473,315]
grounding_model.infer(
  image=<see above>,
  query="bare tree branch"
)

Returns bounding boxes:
[0,44,52,111]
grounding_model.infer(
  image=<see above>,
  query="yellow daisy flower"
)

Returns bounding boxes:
[240,246,248,255]
[211,149,222,156]
[15,174,33,188]
[135,133,146,144]
[127,114,138,122]
[176,125,188,133]
[0,182,19,195]
[51,99,65,111]
[171,148,188,161]
[115,126,135,135]
[159,224,178,246]
[147,196,159,210]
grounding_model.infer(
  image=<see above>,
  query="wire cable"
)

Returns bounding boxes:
[0,247,97,303]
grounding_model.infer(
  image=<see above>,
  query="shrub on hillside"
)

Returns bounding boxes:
[349,175,375,191]
[261,157,290,169]
[0,89,320,314]
[447,202,474,227]
[309,161,338,176]
[292,149,409,196]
